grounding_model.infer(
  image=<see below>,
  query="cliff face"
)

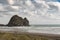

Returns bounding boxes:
[7,15,29,26]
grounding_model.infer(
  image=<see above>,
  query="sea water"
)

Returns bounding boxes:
[0,25,60,35]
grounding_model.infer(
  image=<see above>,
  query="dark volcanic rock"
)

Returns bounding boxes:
[0,24,5,26]
[7,15,29,26]
[23,18,29,26]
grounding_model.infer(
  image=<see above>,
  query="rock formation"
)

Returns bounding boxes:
[7,15,29,26]
[23,18,29,26]
[0,24,5,26]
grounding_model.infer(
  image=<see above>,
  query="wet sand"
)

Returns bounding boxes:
[0,31,57,40]
[0,27,60,40]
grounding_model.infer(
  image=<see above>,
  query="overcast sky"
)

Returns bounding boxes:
[0,0,60,24]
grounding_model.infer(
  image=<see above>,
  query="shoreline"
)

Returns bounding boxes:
[0,27,59,38]
[0,27,59,40]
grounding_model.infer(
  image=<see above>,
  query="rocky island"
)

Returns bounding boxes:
[0,15,29,26]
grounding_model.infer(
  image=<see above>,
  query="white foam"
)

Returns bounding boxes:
[0,27,60,35]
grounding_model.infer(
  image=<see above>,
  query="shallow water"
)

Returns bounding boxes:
[0,26,60,35]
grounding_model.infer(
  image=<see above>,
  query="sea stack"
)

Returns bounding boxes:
[7,15,29,26]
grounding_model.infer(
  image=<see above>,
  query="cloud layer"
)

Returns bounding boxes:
[0,0,60,24]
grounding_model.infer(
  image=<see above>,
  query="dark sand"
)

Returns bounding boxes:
[0,31,59,40]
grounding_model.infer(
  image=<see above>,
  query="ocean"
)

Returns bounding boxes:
[0,25,60,35]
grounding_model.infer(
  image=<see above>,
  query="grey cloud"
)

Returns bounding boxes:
[0,12,13,17]
[48,4,58,13]
[0,5,18,12]
[43,0,58,2]
[4,6,18,12]
[0,0,9,5]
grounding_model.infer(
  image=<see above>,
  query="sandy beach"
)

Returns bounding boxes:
[0,27,59,40]
[0,31,57,40]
